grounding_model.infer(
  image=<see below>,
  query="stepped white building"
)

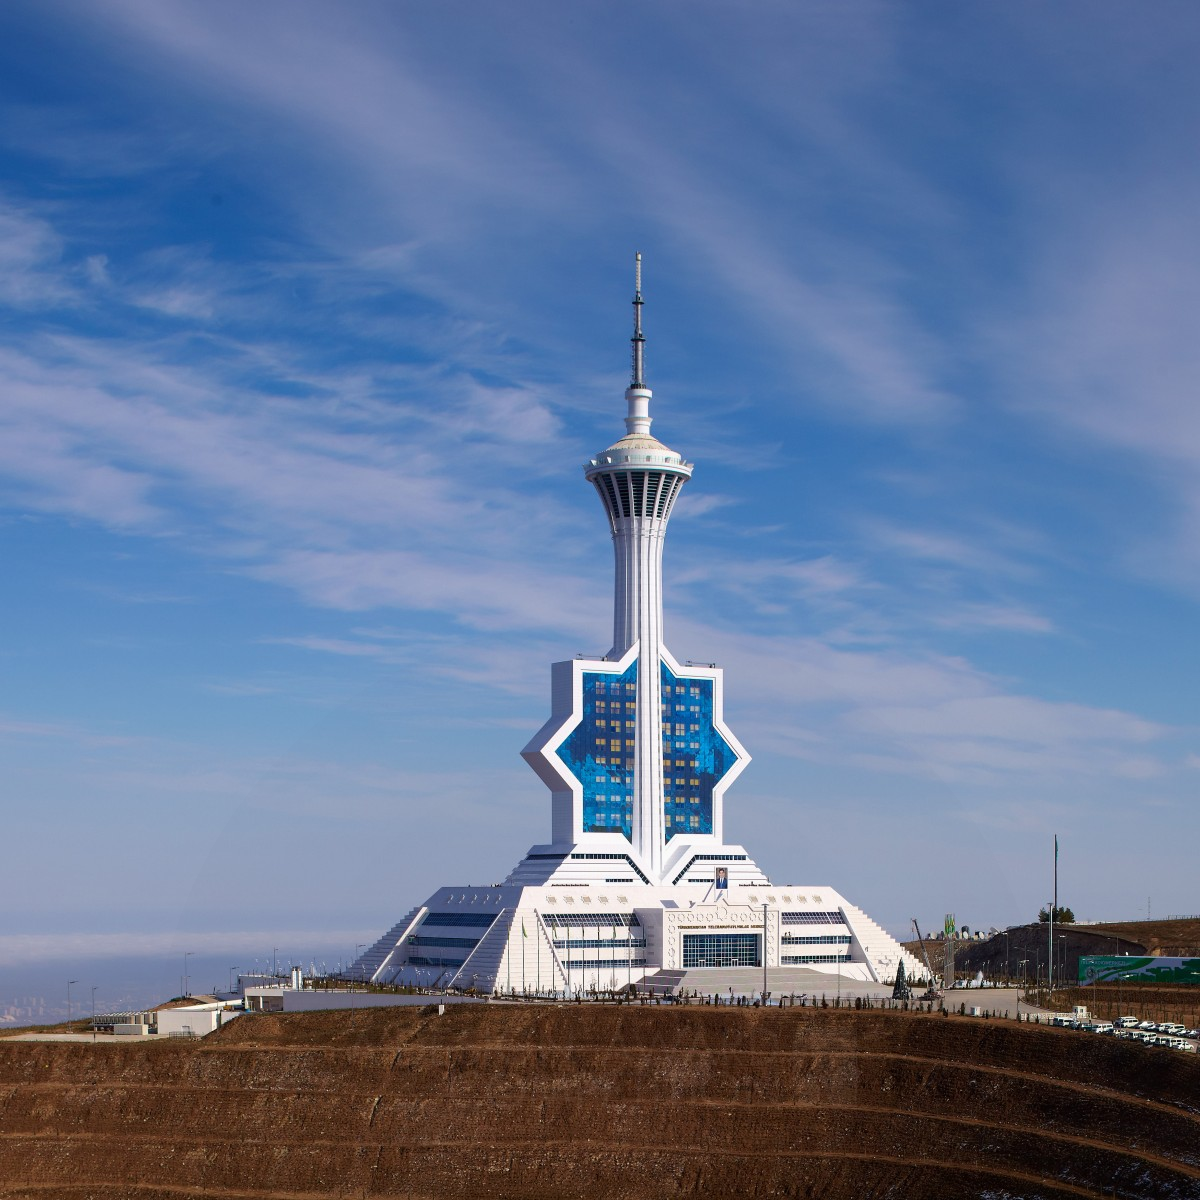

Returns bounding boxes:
[355,257,921,996]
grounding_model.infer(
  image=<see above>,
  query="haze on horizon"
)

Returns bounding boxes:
[2,1,1198,1010]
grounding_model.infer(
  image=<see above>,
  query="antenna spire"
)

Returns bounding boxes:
[631,251,645,388]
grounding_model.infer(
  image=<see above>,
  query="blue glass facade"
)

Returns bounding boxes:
[560,661,638,839]
[660,662,735,840]
[557,659,737,844]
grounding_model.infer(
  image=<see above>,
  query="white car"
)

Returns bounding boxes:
[1115,1016,1139,1029]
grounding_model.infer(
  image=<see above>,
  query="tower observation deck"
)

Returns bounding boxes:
[352,257,921,997]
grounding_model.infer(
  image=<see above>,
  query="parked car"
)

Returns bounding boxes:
[1088,1021,1114,1034]
[1115,1016,1139,1028]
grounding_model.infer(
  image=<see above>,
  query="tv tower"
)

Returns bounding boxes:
[352,255,920,998]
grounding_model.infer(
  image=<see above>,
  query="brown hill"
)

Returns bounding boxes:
[1088,918,1200,958]
[1,1002,1199,1199]
[909,923,1157,984]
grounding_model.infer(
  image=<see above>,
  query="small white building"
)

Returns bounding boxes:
[156,1002,242,1038]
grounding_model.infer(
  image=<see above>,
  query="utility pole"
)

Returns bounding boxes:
[1050,834,1058,993]
[762,902,768,1003]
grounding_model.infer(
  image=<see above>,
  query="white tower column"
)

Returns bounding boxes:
[584,255,692,879]
[610,519,669,873]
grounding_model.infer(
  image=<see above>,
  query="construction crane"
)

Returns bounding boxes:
[911,918,942,1000]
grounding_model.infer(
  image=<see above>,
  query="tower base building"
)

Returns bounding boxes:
[355,259,921,995]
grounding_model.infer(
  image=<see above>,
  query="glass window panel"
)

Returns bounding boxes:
[659,662,735,841]
[560,661,638,840]
[682,933,761,968]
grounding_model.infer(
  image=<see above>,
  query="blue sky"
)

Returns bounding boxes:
[3,1,1200,1003]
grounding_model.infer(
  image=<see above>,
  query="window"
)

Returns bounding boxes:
[781,911,845,925]
[421,913,498,928]
[564,958,648,970]
[683,933,760,968]
[544,912,642,928]
[781,934,851,946]
[552,937,647,949]
[561,662,637,839]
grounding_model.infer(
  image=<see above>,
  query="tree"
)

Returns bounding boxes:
[892,958,912,1001]
[1038,906,1075,924]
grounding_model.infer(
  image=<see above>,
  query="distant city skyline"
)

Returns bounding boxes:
[2,2,1199,1001]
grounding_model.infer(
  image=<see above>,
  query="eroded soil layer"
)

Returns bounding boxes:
[1,1004,1198,1199]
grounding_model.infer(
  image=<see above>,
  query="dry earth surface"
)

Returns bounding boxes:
[1,1002,1199,1199]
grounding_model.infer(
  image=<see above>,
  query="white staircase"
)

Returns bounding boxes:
[353,906,423,983]
[449,909,514,992]
[840,901,924,985]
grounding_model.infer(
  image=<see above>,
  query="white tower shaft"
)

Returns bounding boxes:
[583,255,692,878]
[611,498,670,874]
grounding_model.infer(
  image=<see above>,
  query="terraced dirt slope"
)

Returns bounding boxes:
[1090,919,1200,958]
[2,1003,1199,1199]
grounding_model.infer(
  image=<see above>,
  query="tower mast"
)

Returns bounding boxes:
[631,251,645,388]
[582,254,693,876]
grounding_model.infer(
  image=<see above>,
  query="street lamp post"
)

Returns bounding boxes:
[183,951,193,998]
[762,902,768,1004]
[91,986,97,1043]
[67,980,78,1026]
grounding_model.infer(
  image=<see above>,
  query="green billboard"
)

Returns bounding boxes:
[1079,956,1200,985]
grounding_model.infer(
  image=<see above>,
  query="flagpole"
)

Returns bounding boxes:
[1054,834,1059,987]
[1048,834,1056,993]
[536,909,541,997]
